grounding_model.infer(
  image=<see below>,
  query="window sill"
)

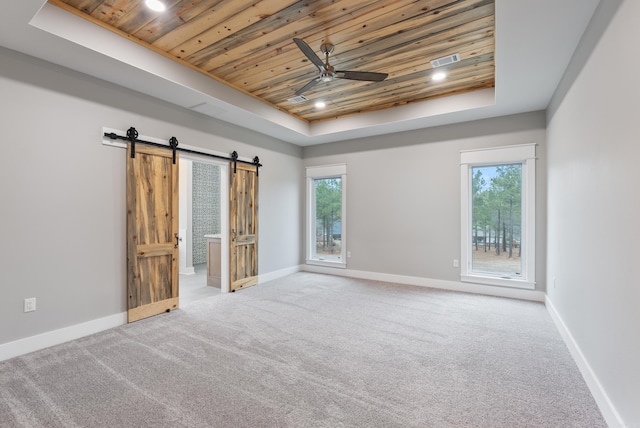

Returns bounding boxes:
[306,259,346,269]
[461,274,535,290]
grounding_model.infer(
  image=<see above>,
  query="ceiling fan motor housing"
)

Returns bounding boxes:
[321,64,335,81]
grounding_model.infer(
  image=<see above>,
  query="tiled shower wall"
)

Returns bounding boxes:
[192,162,221,265]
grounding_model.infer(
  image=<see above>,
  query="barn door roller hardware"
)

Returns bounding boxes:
[169,136,178,165]
[231,151,238,173]
[104,127,263,169]
[253,156,260,176]
[126,127,138,158]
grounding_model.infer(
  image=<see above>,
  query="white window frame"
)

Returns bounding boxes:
[460,144,536,289]
[306,164,347,268]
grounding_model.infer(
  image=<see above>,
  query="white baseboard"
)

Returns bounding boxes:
[259,265,301,284]
[0,312,127,362]
[180,267,195,275]
[545,296,624,428]
[301,265,545,302]
[0,266,300,361]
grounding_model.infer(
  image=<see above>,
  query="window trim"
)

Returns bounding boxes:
[460,144,536,289]
[306,164,347,269]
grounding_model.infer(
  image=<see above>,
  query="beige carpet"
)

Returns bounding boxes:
[0,273,606,427]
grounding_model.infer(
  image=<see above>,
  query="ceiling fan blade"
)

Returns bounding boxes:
[295,77,321,96]
[336,70,388,82]
[293,38,326,72]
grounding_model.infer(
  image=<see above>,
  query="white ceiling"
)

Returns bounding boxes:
[1,0,600,146]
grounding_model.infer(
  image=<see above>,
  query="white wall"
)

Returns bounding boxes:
[0,47,303,347]
[303,112,547,292]
[546,0,639,425]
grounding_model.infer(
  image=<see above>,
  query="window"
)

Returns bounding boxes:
[460,145,536,289]
[306,164,347,268]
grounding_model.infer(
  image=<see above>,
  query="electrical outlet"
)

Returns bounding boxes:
[347,251,352,258]
[453,259,459,268]
[24,298,36,313]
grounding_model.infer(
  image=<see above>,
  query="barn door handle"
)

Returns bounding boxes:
[174,233,181,248]
[232,229,236,242]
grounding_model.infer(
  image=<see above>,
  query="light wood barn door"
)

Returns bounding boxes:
[126,144,179,322]
[230,163,258,291]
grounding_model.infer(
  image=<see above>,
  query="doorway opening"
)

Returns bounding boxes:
[178,156,230,305]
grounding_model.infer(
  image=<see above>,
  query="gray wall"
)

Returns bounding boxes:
[546,0,639,424]
[192,163,221,265]
[303,112,547,290]
[0,46,303,345]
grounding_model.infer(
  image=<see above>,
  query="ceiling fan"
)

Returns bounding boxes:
[292,38,389,96]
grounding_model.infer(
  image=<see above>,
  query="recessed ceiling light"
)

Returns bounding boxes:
[432,71,447,81]
[315,101,326,109]
[145,0,166,12]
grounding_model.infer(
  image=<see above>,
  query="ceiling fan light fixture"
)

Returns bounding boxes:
[145,0,166,12]
[432,71,447,81]
[320,73,334,82]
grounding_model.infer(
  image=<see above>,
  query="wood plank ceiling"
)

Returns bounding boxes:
[49,0,495,123]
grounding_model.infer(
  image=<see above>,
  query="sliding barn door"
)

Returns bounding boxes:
[230,163,258,291]
[126,144,179,322]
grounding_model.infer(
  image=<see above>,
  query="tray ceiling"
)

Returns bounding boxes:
[49,0,495,124]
